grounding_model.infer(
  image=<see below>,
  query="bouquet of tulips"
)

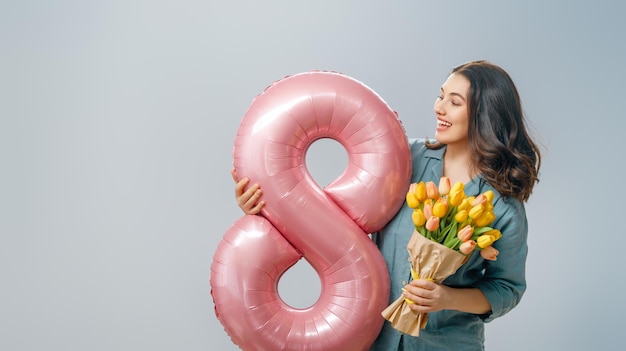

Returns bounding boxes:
[381,176,502,336]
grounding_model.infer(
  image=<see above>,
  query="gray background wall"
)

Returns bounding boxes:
[2,1,624,350]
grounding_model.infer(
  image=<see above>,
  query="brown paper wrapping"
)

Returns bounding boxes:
[381,230,468,336]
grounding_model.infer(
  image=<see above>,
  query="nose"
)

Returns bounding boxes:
[434,98,444,115]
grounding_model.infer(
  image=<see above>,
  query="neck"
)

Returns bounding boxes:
[443,142,475,184]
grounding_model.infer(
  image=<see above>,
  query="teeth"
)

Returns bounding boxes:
[438,120,452,127]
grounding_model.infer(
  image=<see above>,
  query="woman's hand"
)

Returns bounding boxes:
[231,168,265,215]
[402,279,451,314]
[402,279,492,315]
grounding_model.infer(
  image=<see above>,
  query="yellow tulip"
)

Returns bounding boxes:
[455,209,469,223]
[484,190,495,203]
[406,191,419,209]
[451,181,464,194]
[458,198,471,211]
[412,208,426,227]
[438,176,451,196]
[402,267,422,303]
[473,211,495,227]
[415,181,427,202]
[483,229,502,241]
[468,204,485,220]
[410,265,419,280]
[448,183,465,207]
[432,198,448,218]
[485,202,494,212]
[477,234,496,248]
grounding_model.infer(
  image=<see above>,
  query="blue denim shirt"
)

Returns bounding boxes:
[370,139,528,351]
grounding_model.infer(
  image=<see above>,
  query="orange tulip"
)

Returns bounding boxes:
[425,181,439,200]
[459,240,477,255]
[480,246,499,261]
[438,176,451,196]
[423,200,433,219]
[472,194,487,206]
[457,225,473,242]
[425,216,440,231]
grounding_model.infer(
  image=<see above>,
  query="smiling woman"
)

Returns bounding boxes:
[370,61,541,350]
[232,61,542,351]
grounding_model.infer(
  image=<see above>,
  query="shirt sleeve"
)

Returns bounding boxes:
[473,197,529,323]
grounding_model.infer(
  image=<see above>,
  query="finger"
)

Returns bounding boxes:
[234,178,251,197]
[404,289,434,307]
[404,283,435,300]
[402,289,430,308]
[248,200,266,215]
[242,183,261,200]
[407,300,432,313]
[409,279,436,290]
[242,186,262,208]
[231,168,249,189]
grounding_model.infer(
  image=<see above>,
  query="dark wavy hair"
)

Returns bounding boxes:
[428,60,541,202]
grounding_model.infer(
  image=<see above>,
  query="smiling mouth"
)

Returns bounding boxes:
[437,119,452,127]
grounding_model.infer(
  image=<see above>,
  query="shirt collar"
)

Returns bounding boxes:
[422,144,488,197]
[423,144,446,160]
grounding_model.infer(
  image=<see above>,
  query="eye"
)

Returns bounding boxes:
[451,100,460,106]
[437,95,443,100]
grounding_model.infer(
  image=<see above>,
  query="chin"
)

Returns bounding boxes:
[433,132,447,144]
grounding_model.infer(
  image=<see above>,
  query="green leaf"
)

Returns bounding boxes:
[474,226,494,235]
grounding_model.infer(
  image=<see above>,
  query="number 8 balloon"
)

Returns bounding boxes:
[211,71,412,351]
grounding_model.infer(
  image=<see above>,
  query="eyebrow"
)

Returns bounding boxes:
[440,87,467,102]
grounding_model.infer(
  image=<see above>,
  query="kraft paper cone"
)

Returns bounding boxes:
[381,230,468,336]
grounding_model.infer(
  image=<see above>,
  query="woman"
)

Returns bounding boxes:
[231,60,541,350]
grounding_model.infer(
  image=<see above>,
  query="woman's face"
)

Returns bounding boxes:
[433,73,471,146]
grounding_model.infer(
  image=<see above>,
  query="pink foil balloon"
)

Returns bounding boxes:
[211,71,412,351]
